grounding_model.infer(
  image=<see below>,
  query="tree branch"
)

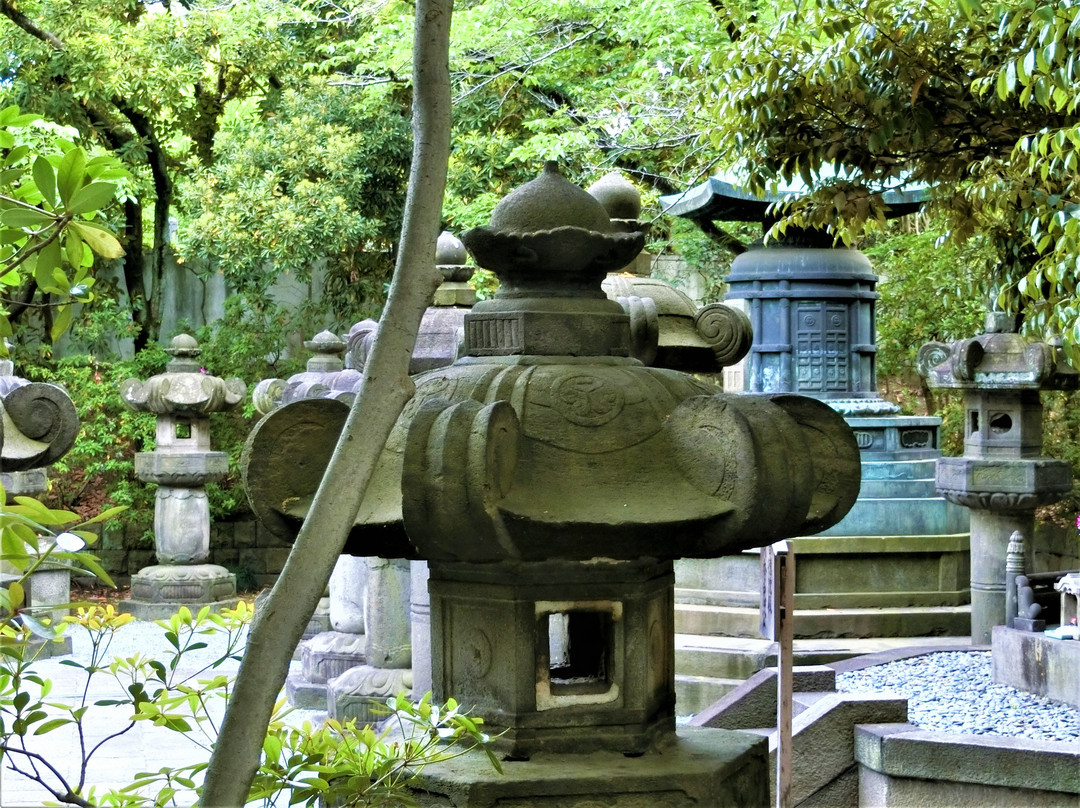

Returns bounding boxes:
[199,0,452,802]
[0,0,64,50]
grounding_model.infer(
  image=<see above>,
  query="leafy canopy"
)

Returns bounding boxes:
[0,106,127,345]
[708,0,1080,355]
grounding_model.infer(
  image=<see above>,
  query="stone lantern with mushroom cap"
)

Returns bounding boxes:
[244,162,862,804]
[120,334,246,619]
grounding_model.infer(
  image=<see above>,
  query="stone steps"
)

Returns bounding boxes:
[675,602,971,639]
[690,664,909,808]
[674,634,972,712]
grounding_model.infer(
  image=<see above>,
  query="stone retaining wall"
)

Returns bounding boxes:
[89,519,292,590]
[856,722,1079,807]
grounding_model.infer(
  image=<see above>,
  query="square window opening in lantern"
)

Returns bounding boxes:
[545,609,613,697]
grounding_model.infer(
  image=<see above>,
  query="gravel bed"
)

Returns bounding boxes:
[836,650,1079,742]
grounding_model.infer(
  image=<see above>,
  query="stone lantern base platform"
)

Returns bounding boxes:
[411,726,767,807]
[120,563,238,621]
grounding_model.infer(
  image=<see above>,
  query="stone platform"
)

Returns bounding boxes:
[992,625,1080,707]
[412,726,768,807]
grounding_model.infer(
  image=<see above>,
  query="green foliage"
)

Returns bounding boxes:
[864,217,994,380]
[707,0,1080,356]
[0,105,128,346]
[20,351,162,527]
[177,86,412,329]
[1,601,497,807]
[20,318,301,527]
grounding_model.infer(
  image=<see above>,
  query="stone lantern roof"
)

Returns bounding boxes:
[121,334,245,417]
[917,312,1080,391]
[245,162,861,562]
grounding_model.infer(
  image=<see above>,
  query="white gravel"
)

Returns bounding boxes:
[836,650,1080,742]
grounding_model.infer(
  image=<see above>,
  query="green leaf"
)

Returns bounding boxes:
[32,157,57,209]
[1,207,55,228]
[56,148,87,207]
[66,182,117,215]
[20,613,57,640]
[35,237,63,292]
[69,221,124,259]
[7,580,24,609]
[33,717,73,735]
[51,304,73,343]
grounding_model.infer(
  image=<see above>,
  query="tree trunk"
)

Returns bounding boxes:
[198,0,453,804]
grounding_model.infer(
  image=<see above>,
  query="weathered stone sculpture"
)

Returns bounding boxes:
[0,354,80,652]
[592,172,753,373]
[252,330,368,709]
[252,330,364,415]
[246,162,861,804]
[120,335,245,619]
[919,311,1077,643]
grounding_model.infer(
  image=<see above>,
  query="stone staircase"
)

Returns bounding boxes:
[689,665,909,808]
[675,634,969,717]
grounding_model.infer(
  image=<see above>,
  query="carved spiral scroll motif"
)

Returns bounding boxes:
[1,382,79,470]
[694,303,753,367]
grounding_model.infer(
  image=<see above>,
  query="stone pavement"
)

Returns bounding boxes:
[0,640,310,807]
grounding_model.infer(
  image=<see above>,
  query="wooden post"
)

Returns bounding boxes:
[761,540,793,808]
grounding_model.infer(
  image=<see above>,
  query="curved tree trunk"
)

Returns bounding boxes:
[198,1,453,804]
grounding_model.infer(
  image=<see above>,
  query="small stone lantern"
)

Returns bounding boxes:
[0,354,80,652]
[919,312,1077,643]
[120,335,245,619]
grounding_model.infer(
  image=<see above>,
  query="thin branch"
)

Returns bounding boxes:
[0,745,94,807]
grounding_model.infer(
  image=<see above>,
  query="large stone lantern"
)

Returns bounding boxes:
[120,335,245,619]
[919,312,1077,643]
[245,163,861,804]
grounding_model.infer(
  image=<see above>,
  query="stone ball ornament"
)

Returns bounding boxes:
[244,162,861,563]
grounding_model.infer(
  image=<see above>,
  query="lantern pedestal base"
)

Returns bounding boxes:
[121,563,238,620]
[412,725,768,807]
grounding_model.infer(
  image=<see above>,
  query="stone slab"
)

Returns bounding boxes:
[991,625,1080,707]
[412,726,768,807]
[675,603,971,639]
[855,723,1080,795]
[859,765,1077,808]
[117,597,242,621]
[690,665,836,730]
[285,672,329,711]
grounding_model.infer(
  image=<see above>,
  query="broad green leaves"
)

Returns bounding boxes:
[0,106,128,345]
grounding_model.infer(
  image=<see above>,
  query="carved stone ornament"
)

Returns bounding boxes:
[244,162,862,562]
[121,334,246,416]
